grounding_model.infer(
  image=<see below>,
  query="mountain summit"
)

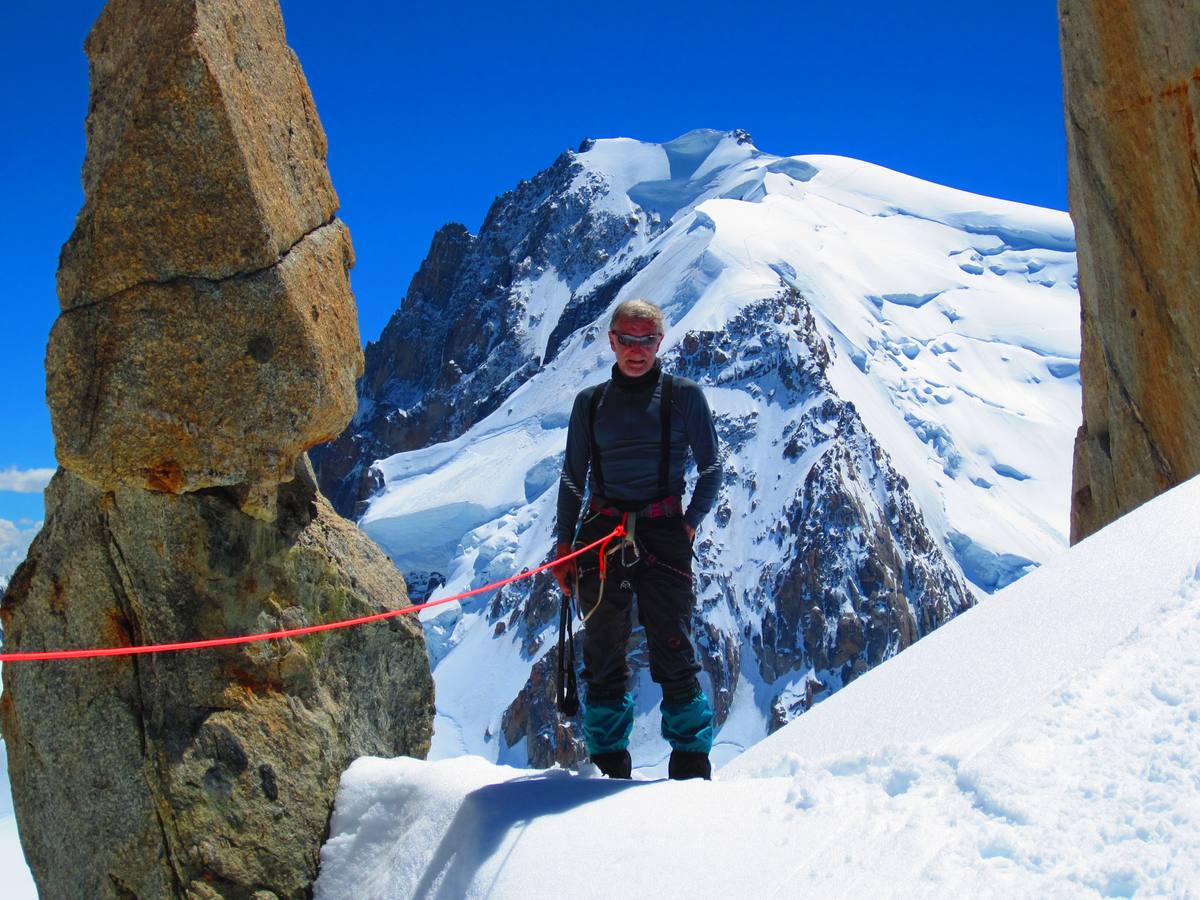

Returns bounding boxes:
[316,130,1079,769]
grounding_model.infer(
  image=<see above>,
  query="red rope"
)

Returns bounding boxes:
[0,524,626,663]
[597,512,628,582]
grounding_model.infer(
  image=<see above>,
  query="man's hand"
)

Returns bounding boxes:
[683,522,696,543]
[552,542,576,595]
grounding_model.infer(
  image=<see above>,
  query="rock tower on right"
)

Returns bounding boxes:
[1061,0,1200,543]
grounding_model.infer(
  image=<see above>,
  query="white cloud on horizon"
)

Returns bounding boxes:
[0,467,55,493]
[0,518,41,581]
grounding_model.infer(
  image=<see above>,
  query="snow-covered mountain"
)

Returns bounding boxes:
[323,129,1079,770]
[315,473,1200,899]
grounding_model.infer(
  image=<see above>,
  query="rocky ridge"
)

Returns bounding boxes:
[4,461,432,897]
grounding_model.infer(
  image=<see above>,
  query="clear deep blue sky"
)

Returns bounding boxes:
[0,0,1067,524]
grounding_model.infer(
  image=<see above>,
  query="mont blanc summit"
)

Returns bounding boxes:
[317,128,1080,771]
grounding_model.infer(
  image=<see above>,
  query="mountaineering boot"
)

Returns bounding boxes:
[668,749,711,781]
[591,749,633,779]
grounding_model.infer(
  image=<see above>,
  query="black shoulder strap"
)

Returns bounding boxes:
[658,373,673,499]
[588,382,608,498]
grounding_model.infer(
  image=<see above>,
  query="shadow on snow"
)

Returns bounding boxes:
[412,772,650,898]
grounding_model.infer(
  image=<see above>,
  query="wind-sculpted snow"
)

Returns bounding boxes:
[339,129,1079,771]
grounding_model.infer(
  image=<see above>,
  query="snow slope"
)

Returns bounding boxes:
[317,474,1200,899]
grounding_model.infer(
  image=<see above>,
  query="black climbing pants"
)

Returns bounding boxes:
[575,511,701,699]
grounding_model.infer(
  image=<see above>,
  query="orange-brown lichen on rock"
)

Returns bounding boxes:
[48,220,362,495]
[1061,0,1200,542]
[57,0,338,308]
[146,460,185,494]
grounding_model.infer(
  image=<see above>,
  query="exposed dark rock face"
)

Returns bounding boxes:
[667,288,974,728]
[766,400,965,715]
[500,635,587,769]
[488,288,975,766]
[313,153,659,518]
[2,1,435,895]
[1061,0,1200,542]
[488,567,589,769]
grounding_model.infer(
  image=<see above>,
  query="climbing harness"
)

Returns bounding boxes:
[589,512,631,620]
[586,373,674,502]
[658,372,674,496]
[582,511,635,624]
[586,382,611,497]
[642,551,694,585]
[580,367,677,624]
[589,495,682,519]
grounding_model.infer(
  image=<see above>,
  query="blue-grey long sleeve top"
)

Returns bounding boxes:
[556,361,721,545]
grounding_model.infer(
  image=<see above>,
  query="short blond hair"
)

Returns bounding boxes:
[610,299,665,334]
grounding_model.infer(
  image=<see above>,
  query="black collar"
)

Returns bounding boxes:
[611,359,662,392]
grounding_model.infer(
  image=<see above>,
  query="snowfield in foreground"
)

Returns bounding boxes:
[316,474,1200,899]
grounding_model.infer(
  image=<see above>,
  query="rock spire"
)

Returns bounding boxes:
[50,0,360,509]
[1061,0,1200,542]
[1,2,434,896]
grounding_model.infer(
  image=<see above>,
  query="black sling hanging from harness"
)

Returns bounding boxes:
[557,372,674,716]
[556,584,579,716]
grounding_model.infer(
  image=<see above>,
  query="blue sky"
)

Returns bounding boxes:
[0,0,1067,527]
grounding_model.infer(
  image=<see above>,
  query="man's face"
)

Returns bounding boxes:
[609,317,662,378]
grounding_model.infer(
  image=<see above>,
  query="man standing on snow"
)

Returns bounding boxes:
[552,298,721,780]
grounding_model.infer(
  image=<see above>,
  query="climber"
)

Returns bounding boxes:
[552,298,722,780]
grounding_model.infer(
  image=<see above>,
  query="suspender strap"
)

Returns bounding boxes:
[590,374,672,500]
[658,373,673,499]
[588,382,609,497]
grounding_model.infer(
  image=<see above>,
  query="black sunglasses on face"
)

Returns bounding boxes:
[611,331,662,348]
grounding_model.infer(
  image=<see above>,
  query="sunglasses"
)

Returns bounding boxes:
[611,331,662,348]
